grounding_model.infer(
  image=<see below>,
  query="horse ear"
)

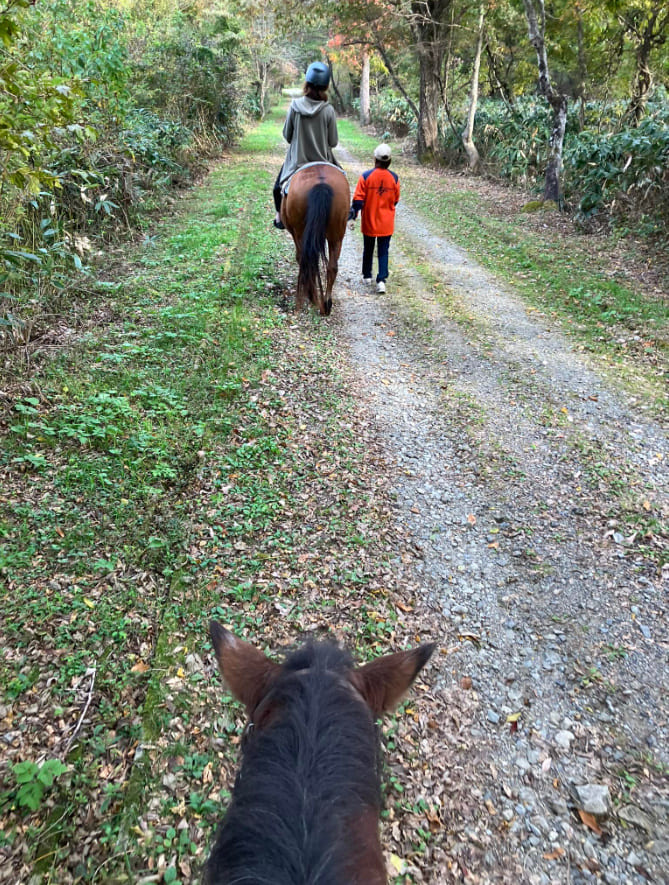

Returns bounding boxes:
[210,620,281,715]
[351,643,436,716]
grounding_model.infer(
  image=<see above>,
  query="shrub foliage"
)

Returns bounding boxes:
[0,0,248,354]
[434,93,669,235]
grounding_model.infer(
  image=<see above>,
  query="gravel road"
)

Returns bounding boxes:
[329,151,668,884]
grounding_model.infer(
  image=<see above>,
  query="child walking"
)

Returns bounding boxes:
[349,144,400,293]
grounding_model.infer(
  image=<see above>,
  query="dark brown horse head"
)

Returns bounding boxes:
[205,620,435,884]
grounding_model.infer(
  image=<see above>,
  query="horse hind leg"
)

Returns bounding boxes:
[323,240,342,316]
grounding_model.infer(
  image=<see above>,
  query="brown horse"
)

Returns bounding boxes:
[281,163,350,317]
[205,620,435,884]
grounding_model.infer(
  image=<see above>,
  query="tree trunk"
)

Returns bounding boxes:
[522,0,568,203]
[325,55,345,114]
[417,57,441,160]
[359,46,370,126]
[627,55,652,126]
[411,1,450,161]
[544,93,568,202]
[258,63,269,119]
[576,6,587,129]
[462,4,484,172]
[621,5,668,126]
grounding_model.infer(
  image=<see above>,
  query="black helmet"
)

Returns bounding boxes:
[305,61,330,89]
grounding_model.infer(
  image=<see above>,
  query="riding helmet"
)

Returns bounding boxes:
[305,61,330,89]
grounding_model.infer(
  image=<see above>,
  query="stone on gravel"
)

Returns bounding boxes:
[575,784,611,815]
[555,729,575,749]
[617,805,655,833]
[548,795,569,815]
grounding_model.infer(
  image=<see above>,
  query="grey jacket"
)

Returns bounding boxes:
[279,97,342,185]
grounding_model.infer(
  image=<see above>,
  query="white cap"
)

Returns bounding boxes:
[373,143,391,161]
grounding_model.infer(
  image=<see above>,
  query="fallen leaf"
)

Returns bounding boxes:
[389,853,406,873]
[543,847,565,860]
[83,598,95,609]
[578,809,603,836]
[131,661,150,673]
[459,632,480,642]
[467,513,477,525]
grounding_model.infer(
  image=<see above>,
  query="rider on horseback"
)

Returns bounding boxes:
[273,61,343,229]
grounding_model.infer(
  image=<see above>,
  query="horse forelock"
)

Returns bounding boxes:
[205,642,383,885]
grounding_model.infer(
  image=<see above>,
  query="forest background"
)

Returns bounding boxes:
[1,0,668,356]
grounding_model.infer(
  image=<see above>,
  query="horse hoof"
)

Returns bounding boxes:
[273,219,285,230]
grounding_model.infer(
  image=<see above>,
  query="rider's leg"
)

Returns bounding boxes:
[273,169,284,227]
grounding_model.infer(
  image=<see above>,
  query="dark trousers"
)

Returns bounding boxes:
[273,168,283,212]
[362,234,391,282]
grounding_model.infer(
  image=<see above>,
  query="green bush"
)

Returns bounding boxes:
[436,93,669,236]
[564,106,669,233]
[367,91,416,138]
[0,0,252,352]
[128,10,243,143]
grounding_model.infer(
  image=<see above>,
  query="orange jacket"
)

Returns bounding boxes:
[352,167,400,237]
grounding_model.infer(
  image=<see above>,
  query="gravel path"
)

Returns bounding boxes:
[330,151,668,884]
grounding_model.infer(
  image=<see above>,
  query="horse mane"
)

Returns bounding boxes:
[204,642,382,885]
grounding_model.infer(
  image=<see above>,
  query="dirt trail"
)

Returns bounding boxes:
[330,149,668,883]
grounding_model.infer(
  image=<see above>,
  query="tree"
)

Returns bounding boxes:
[327,1,395,123]
[616,0,669,124]
[408,0,453,160]
[461,2,485,171]
[360,45,371,124]
[521,0,568,202]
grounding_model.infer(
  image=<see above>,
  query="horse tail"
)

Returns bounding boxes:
[298,182,333,307]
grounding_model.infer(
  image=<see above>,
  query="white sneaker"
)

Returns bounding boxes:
[363,277,372,285]
[376,281,386,293]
